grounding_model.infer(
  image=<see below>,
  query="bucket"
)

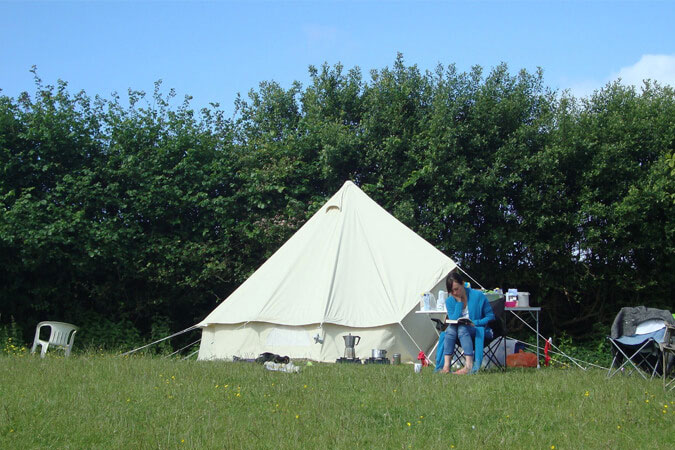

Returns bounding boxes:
[392,353,401,365]
[517,292,530,307]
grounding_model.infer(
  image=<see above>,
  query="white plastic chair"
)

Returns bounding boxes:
[30,321,79,357]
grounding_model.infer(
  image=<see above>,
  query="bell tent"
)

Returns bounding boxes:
[197,181,457,363]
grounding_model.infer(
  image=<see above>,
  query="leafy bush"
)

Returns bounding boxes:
[1,59,673,349]
[0,316,28,356]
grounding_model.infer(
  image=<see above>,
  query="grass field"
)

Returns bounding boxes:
[1,353,673,449]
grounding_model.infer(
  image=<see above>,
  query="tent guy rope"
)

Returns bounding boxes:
[120,325,198,356]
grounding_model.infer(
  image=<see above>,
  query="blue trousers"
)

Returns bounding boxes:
[443,325,493,357]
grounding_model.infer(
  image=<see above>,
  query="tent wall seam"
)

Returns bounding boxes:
[319,209,347,329]
[353,207,397,313]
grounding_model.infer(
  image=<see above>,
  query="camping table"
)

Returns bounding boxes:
[417,306,544,368]
[505,306,542,368]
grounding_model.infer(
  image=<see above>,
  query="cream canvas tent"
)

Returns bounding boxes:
[197,181,457,363]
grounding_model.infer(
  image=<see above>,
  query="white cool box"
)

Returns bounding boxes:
[517,292,530,307]
[506,289,530,307]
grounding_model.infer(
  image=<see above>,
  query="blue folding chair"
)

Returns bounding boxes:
[607,328,666,380]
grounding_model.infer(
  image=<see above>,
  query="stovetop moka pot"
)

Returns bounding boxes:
[343,333,361,359]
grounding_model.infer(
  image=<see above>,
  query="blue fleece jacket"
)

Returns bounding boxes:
[435,287,495,372]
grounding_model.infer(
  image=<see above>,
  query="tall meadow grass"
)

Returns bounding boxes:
[1,353,673,449]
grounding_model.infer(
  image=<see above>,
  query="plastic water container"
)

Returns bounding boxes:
[437,290,447,310]
[517,292,530,307]
[420,292,432,311]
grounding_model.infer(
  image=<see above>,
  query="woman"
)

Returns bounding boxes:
[440,271,494,374]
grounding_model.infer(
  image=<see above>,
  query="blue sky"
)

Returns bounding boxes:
[2,1,674,116]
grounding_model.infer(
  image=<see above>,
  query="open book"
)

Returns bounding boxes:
[446,317,474,326]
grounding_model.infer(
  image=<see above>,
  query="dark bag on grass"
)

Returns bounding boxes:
[255,352,290,364]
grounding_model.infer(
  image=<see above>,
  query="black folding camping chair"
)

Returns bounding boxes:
[432,296,507,371]
[482,296,507,370]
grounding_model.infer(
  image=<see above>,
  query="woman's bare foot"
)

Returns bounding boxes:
[454,356,473,375]
[440,367,451,374]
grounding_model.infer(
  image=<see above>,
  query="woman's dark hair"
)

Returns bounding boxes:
[445,271,464,291]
